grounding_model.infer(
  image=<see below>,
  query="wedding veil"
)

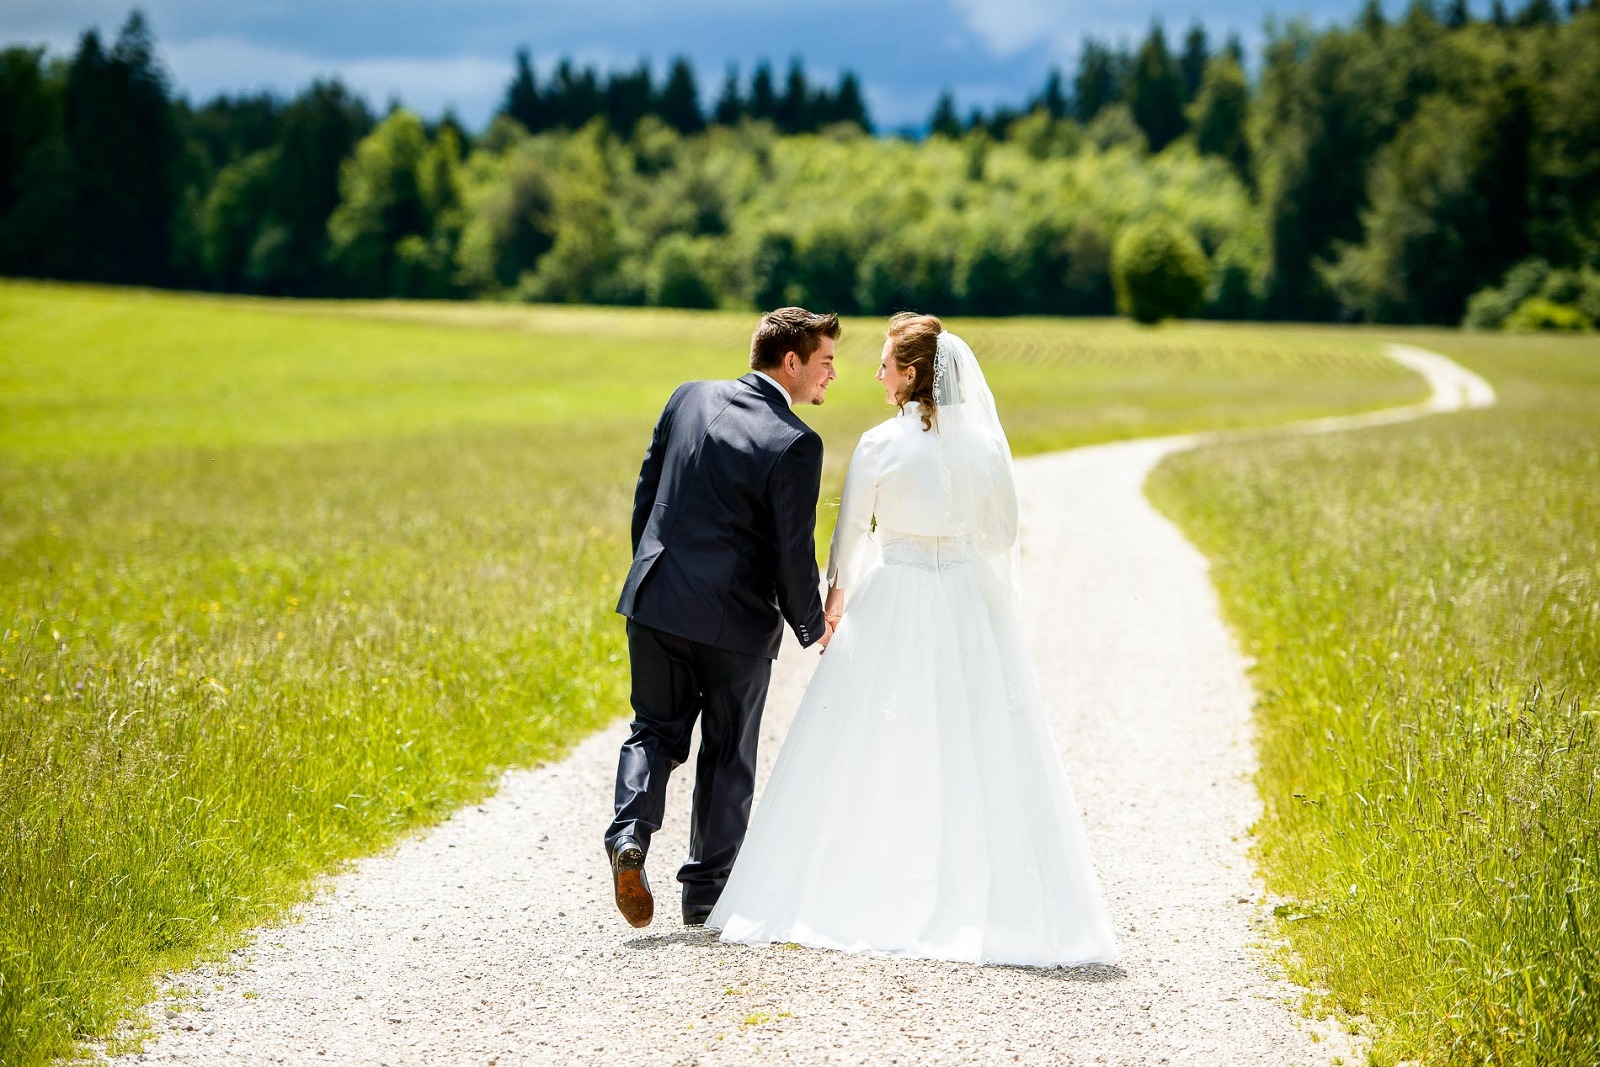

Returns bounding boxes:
[931,330,1020,600]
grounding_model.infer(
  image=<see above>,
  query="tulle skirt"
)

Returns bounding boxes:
[707,537,1119,967]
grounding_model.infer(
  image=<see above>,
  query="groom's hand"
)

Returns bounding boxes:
[817,620,835,652]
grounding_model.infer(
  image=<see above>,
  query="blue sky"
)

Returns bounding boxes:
[3,0,1372,131]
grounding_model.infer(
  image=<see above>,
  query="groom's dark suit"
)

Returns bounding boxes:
[608,372,828,909]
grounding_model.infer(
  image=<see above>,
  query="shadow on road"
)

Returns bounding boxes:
[624,929,725,950]
[623,929,1130,986]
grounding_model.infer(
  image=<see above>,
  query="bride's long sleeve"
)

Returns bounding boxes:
[991,443,1019,550]
[824,432,882,591]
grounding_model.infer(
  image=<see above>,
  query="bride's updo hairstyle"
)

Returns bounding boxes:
[886,312,943,431]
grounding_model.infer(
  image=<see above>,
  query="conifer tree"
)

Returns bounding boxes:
[1189,53,1251,182]
[748,61,777,123]
[657,57,704,134]
[65,11,178,282]
[549,59,602,130]
[1036,70,1067,118]
[833,72,872,132]
[1516,0,1559,24]
[1126,24,1186,151]
[1179,23,1210,103]
[929,91,960,137]
[604,62,653,135]
[713,64,743,125]
[776,58,810,133]
[268,79,372,294]
[1361,0,1388,33]
[1073,40,1121,123]
[503,49,543,131]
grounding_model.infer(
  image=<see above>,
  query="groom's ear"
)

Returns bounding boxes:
[781,349,802,376]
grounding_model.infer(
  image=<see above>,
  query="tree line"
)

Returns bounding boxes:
[0,3,1597,326]
[503,53,872,137]
[932,25,1244,158]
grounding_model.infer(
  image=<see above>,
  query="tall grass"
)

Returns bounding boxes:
[1148,332,1600,1065]
[0,281,1420,1064]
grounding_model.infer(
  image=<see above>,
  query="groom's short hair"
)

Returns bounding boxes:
[750,308,841,370]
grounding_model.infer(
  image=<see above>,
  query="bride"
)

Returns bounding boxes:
[707,313,1118,967]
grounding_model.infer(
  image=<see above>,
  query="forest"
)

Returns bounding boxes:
[0,2,1597,325]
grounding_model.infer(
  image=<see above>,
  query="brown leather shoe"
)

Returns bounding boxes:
[609,837,653,928]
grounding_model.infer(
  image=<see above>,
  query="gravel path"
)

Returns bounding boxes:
[102,345,1493,1066]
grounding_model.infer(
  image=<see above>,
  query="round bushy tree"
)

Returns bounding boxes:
[1111,218,1209,324]
[1503,296,1593,332]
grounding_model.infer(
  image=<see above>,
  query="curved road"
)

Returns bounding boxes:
[103,344,1494,1066]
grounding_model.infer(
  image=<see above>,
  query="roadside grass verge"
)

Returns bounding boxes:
[1147,332,1599,1065]
[0,280,1419,1064]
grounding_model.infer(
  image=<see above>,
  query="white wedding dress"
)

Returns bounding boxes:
[707,333,1118,968]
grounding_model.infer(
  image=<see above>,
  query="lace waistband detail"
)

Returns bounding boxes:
[878,532,977,571]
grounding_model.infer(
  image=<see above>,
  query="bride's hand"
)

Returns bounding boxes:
[818,619,835,652]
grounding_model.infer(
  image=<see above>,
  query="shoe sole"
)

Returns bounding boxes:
[612,846,653,928]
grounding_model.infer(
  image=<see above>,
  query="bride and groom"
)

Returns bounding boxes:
[603,306,1117,967]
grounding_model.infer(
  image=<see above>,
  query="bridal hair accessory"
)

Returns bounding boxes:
[932,331,951,407]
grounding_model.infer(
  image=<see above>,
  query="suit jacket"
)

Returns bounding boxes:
[616,373,828,659]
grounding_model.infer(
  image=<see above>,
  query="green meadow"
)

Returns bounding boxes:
[0,280,1421,1064]
[1149,332,1600,1064]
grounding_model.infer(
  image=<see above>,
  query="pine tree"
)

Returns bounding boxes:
[749,61,777,123]
[924,91,957,137]
[965,105,988,138]
[1036,69,1067,118]
[1179,23,1210,104]
[833,72,872,132]
[1361,0,1388,33]
[1189,54,1251,182]
[713,64,743,125]
[64,11,178,282]
[549,59,602,130]
[776,58,810,133]
[657,57,704,134]
[0,45,76,277]
[1405,0,1440,24]
[1444,0,1472,26]
[1073,40,1120,123]
[810,81,838,126]
[1515,0,1559,24]
[269,79,372,294]
[186,93,285,172]
[604,62,653,135]
[503,49,542,131]
[1126,24,1186,152]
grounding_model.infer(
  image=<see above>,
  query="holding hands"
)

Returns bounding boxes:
[818,587,845,652]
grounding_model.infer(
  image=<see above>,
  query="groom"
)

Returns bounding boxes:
[605,307,840,928]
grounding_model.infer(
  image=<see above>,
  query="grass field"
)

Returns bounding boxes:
[0,280,1422,1064]
[1148,332,1600,1065]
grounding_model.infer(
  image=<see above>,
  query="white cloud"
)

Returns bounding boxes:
[943,0,1182,61]
[946,0,1078,57]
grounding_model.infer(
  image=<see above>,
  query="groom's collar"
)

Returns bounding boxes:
[749,370,794,409]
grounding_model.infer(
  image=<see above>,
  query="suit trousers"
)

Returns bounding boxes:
[606,619,773,908]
